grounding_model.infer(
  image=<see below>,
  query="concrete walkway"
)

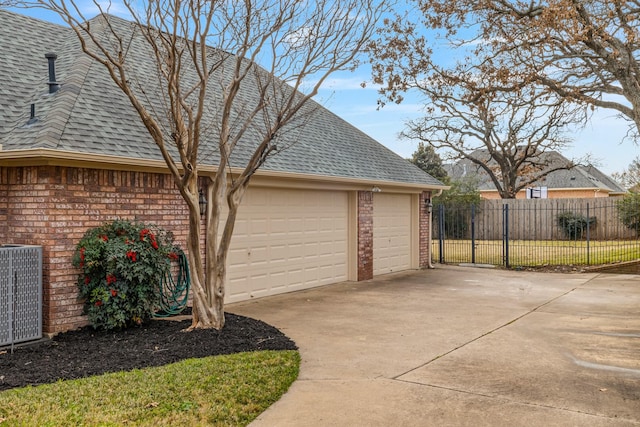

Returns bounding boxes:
[229,265,640,426]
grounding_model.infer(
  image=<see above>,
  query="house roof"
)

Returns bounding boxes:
[445,149,626,195]
[0,10,445,189]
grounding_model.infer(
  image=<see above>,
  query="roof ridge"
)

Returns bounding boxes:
[0,8,66,29]
[580,164,627,193]
[302,96,434,179]
[1,10,445,188]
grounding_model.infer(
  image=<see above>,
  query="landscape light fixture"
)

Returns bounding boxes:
[199,189,207,217]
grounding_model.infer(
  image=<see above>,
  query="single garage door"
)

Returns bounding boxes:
[226,187,349,302]
[373,193,412,275]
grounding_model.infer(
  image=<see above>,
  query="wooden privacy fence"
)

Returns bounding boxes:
[468,198,636,241]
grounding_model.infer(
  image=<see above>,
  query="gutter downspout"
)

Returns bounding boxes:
[427,189,443,269]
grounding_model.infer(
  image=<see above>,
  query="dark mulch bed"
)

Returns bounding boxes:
[0,313,297,392]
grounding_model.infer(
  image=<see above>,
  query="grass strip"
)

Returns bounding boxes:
[0,350,299,426]
[433,239,640,266]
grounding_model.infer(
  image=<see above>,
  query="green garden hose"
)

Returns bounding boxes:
[154,250,190,317]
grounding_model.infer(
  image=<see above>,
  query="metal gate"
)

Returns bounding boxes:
[0,245,43,347]
[433,203,503,266]
[433,201,640,268]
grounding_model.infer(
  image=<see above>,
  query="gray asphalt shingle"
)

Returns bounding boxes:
[1,10,443,188]
[445,149,625,194]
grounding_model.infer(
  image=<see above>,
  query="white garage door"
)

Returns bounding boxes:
[226,187,349,302]
[373,193,412,275]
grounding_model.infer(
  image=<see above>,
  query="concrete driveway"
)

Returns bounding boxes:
[229,265,640,426]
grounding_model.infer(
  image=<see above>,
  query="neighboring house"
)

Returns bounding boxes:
[0,11,446,334]
[445,150,626,199]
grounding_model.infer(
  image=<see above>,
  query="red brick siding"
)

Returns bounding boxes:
[2,164,431,333]
[357,191,373,281]
[419,191,432,268]
[1,166,191,334]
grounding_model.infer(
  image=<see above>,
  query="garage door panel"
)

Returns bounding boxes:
[233,219,249,235]
[250,219,269,236]
[288,269,304,285]
[226,188,348,303]
[374,193,412,276]
[319,242,336,256]
[270,245,288,260]
[271,219,288,234]
[287,218,303,232]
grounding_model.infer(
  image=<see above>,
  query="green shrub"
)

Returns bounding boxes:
[557,211,596,240]
[434,177,482,239]
[73,219,181,330]
[616,192,640,233]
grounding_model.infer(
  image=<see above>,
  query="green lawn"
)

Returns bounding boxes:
[433,239,640,266]
[0,350,299,426]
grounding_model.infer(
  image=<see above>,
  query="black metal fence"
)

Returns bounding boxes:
[433,198,640,267]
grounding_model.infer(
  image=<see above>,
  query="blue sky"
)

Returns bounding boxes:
[11,4,639,175]
[317,70,639,176]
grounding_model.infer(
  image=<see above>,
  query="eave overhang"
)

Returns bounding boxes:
[0,148,449,194]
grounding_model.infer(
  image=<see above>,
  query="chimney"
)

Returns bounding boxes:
[45,53,60,94]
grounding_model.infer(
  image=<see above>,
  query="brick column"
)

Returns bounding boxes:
[357,190,373,280]
[419,191,432,268]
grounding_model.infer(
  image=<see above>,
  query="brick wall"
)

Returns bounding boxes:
[1,165,191,334]
[357,190,373,281]
[0,168,7,241]
[2,165,434,333]
[419,191,432,268]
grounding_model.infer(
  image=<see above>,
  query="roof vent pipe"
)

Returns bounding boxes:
[45,53,60,94]
[27,103,38,125]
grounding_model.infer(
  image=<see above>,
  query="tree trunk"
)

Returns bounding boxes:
[183,181,225,330]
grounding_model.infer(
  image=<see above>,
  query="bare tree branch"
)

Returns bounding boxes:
[368,0,637,196]
[33,0,391,329]
[408,0,640,138]
[612,155,640,190]
[398,82,585,198]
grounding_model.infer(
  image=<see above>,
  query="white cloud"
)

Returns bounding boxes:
[284,26,313,50]
[77,0,133,20]
[313,76,376,92]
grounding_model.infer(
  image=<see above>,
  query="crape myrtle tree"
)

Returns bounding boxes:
[34,0,390,330]
[390,0,640,138]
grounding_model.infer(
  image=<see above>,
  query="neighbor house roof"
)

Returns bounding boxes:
[0,10,445,189]
[444,149,626,195]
